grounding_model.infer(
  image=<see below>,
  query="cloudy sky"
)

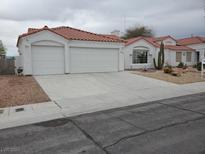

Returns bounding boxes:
[0,0,205,56]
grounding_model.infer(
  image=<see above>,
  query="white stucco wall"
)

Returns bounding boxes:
[15,41,23,71]
[168,50,196,66]
[123,39,157,69]
[19,30,68,75]
[18,30,124,75]
[164,49,171,65]
[123,38,197,69]
[187,43,205,62]
[14,55,22,74]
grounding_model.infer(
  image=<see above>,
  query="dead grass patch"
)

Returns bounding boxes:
[0,76,50,108]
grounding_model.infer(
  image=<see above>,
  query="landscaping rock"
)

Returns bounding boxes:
[171,71,181,77]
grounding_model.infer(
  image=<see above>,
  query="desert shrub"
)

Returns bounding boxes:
[177,62,184,68]
[163,65,172,74]
[164,67,172,73]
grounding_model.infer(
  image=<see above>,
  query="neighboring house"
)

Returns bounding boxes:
[16,26,124,75]
[123,35,196,69]
[177,36,205,62]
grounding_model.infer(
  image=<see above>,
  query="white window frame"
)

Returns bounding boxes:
[176,52,182,62]
[132,47,149,64]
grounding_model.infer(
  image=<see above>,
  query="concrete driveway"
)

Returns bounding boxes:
[35,71,205,116]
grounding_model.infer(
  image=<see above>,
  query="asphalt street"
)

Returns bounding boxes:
[0,92,205,154]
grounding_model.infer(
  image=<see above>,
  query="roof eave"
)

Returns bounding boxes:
[125,37,158,47]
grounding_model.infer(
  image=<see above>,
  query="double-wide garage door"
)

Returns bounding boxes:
[70,47,118,73]
[32,46,119,75]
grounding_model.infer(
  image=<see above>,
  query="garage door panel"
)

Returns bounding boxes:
[32,46,64,75]
[33,61,63,69]
[33,54,63,61]
[70,47,118,73]
[32,52,64,61]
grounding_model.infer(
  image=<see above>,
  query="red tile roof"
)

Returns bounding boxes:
[125,36,160,47]
[165,45,195,51]
[177,36,205,45]
[155,35,177,42]
[125,36,195,51]
[101,34,122,40]
[27,28,38,33]
[17,26,124,46]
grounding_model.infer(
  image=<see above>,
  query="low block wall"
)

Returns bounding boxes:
[0,58,15,75]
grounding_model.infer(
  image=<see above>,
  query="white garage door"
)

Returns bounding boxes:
[32,45,64,75]
[70,47,118,73]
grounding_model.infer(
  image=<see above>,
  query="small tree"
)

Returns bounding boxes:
[153,42,164,70]
[0,40,6,56]
[122,26,154,39]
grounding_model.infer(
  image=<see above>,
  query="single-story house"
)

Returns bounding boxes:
[123,35,196,69]
[16,26,124,75]
[177,36,205,62]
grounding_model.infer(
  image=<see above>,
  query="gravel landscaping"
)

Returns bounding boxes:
[0,76,50,108]
[132,70,205,84]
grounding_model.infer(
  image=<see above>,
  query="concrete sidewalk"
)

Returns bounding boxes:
[0,101,63,130]
[0,87,205,130]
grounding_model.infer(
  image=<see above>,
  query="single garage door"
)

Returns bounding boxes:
[70,47,118,73]
[32,45,64,75]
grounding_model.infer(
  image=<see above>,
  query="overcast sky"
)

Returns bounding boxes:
[0,0,205,56]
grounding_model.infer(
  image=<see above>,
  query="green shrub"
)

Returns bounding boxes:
[177,62,184,68]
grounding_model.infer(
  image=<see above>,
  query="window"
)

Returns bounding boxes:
[176,52,182,62]
[133,49,148,64]
[186,52,192,62]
